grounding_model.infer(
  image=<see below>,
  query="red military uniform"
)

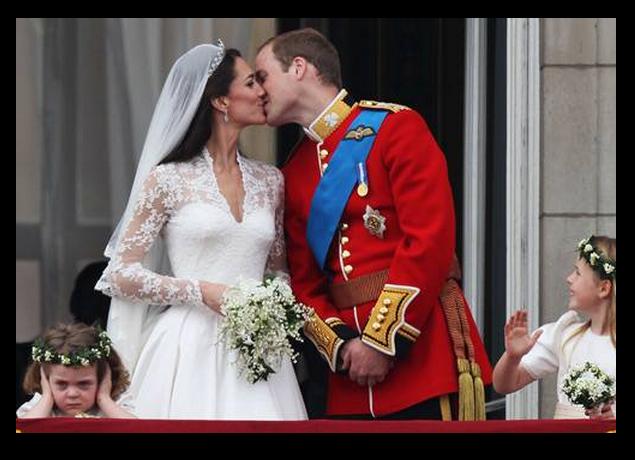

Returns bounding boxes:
[283,90,492,417]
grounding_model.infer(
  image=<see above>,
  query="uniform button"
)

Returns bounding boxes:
[341,223,349,230]
[321,163,329,172]
[372,322,381,331]
[320,149,329,159]
[342,250,351,259]
[383,298,392,306]
[344,265,353,274]
[376,314,385,322]
[341,236,349,245]
[379,307,389,314]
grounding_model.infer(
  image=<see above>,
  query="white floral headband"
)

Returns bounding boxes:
[32,329,112,367]
[577,235,616,281]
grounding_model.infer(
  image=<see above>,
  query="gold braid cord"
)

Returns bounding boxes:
[440,277,486,421]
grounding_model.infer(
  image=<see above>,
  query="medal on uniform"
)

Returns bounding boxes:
[357,182,368,197]
[356,162,368,197]
[363,205,386,239]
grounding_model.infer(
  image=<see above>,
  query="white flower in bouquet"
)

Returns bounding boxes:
[561,361,616,410]
[219,276,313,384]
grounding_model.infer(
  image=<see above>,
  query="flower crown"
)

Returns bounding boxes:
[577,235,616,281]
[208,39,225,76]
[31,328,112,367]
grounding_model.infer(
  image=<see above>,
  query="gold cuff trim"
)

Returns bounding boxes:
[361,283,420,356]
[304,312,343,372]
[325,317,346,327]
[396,322,420,343]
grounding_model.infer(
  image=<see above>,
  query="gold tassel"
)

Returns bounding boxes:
[457,358,475,421]
[471,361,486,421]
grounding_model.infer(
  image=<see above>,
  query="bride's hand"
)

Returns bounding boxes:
[199,281,228,315]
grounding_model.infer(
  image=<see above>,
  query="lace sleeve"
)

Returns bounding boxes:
[264,167,289,283]
[96,166,204,307]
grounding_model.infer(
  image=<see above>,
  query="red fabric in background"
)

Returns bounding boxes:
[16,418,615,433]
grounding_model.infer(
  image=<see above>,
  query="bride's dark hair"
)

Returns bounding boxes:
[160,48,241,165]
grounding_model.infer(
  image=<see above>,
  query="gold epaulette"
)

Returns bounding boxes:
[361,283,420,356]
[359,100,411,113]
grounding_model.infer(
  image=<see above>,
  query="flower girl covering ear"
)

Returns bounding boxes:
[17,322,136,418]
[492,235,616,419]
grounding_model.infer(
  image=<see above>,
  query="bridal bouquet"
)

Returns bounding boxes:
[219,276,313,384]
[561,361,616,410]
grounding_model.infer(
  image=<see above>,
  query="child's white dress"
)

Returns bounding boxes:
[520,310,616,418]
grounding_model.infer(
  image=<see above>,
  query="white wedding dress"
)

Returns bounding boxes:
[96,148,307,420]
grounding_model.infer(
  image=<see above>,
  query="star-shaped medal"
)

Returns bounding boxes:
[363,205,386,239]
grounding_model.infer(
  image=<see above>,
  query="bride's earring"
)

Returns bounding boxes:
[223,110,229,123]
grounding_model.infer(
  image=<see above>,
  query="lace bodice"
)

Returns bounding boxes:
[96,149,287,307]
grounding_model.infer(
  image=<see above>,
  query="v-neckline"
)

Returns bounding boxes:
[203,147,247,224]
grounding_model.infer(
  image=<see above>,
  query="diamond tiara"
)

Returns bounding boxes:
[208,39,226,76]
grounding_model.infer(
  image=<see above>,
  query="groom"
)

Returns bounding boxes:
[255,27,492,420]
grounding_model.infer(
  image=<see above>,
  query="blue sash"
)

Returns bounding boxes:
[306,109,389,271]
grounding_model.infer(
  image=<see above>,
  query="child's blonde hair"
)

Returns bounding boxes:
[22,322,130,399]
[564,235,616,349]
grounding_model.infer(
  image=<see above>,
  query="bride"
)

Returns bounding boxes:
[96,40,307,420]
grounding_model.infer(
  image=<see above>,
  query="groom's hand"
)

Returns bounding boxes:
[343,338,394,387]
[338,339,356,373]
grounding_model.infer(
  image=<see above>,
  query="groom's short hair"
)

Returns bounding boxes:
[263,28,342,89]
